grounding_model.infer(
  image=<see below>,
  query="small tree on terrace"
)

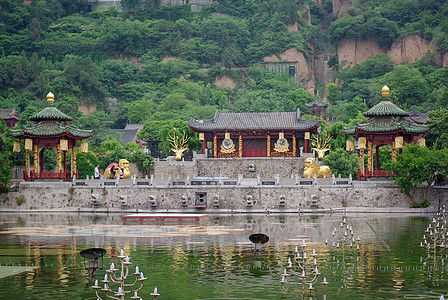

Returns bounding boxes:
[385,144,448,206]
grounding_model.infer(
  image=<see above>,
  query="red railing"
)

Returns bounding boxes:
[357,169,392,181]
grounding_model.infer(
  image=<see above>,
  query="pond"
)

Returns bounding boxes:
[0,212,445,299]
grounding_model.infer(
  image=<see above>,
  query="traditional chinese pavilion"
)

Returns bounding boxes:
[10,92,92,181]
[189,109,319,158]
[0,108,20,128]
[305,92,328,120]
[343,86,429,180]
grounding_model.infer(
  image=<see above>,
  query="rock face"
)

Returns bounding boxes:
[78,101,97,116]
[338,39,384,68]
[338,35,439,68]
[333,0,352,17]
[263,48,315,92]
[213,75,238,89]
[160,0,212,12]
[388,35,436,64]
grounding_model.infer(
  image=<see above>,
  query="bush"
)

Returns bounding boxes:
[16,195,25,206]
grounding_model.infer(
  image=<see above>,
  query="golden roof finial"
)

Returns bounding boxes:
[46,92,55,104]
[381,85,390,97]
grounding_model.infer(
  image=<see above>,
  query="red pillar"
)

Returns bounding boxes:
[202,138,207,155]
[375,145,379,173]
[63,151,67,181]
[304,138,309,153]
[40,148,45,173]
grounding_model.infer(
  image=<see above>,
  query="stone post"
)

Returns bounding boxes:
[332,174,336,185]
[257,174,261,185]
[238,174,243,185]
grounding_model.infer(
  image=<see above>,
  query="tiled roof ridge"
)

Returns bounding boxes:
[363,101,409,117]
[305,92,328,108]
[29,106,73,121]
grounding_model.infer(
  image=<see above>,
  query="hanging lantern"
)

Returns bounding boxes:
[25,139,33,151]
[13,141,21,152]
[346,140,355,151]
[225,132,230,140]
[304,132,310,140]
[60,139,68,151]
[80,142,88,153]
[357,137,366,149]
[395,136,403,149]
[417,138,426,147]
[199,133,204,141]
[279,132,284,140]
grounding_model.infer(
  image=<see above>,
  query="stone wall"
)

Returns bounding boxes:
[1,180,444,212]
[196,158,305,178]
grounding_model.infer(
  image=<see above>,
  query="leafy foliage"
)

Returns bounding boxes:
[385,145,448,205]
[322,148,358,178]
[424,110,448,149]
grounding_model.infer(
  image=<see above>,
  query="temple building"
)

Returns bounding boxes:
[305,92,328,120]
[343,86,429,180]
[189,109,319,158]
[10,92,92,181]
[0,108,20,128]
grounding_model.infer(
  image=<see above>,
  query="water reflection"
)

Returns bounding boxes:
[0,213,446,299]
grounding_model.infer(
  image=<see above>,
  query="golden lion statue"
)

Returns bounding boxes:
[303,157,332,178]
[104,159,131,179]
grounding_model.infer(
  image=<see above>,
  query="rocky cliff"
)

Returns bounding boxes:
[262,48,315,92]
[338,35,443,69]
[333,0,352,18]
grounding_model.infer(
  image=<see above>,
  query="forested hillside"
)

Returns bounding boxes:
[1,0,448,178]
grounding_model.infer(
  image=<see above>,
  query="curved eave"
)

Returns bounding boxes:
[10,132,92,140]
[10,128,92,140]
[343,127,428,136]
[363,112,409,117]
[188,122,319,132]
[305,103,328,108]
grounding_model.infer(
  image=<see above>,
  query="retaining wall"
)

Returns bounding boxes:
[1,178,444,212]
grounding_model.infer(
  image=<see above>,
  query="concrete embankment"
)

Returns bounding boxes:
[0,178,446,213]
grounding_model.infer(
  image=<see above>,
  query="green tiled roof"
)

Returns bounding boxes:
[10,121,92,139]
[363,101,408,117]
[343,116,429,135]
[29,107,73,121]
[305,93,328,108]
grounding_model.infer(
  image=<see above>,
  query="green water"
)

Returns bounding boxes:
[0,213,445,299]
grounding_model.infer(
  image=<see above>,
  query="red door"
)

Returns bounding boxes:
[243,138,267,157]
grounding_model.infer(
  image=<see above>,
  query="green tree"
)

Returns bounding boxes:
[123,98,155,124]
[0,120,12,193]
[385,145,448,205]
[361,16,398,49]
[328,16,361,44]
[76,151,99,179]
[43,148,57,172]
[131,150,153,176]
[322,148,358,178]
[383,65,429,108]
[424,110,448,150]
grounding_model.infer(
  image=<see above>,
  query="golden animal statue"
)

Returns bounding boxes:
[311,131,332,159]
[303,157,332,178]
[119,159,131,179]
[103,159,131,179]
[168,128,190,160]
